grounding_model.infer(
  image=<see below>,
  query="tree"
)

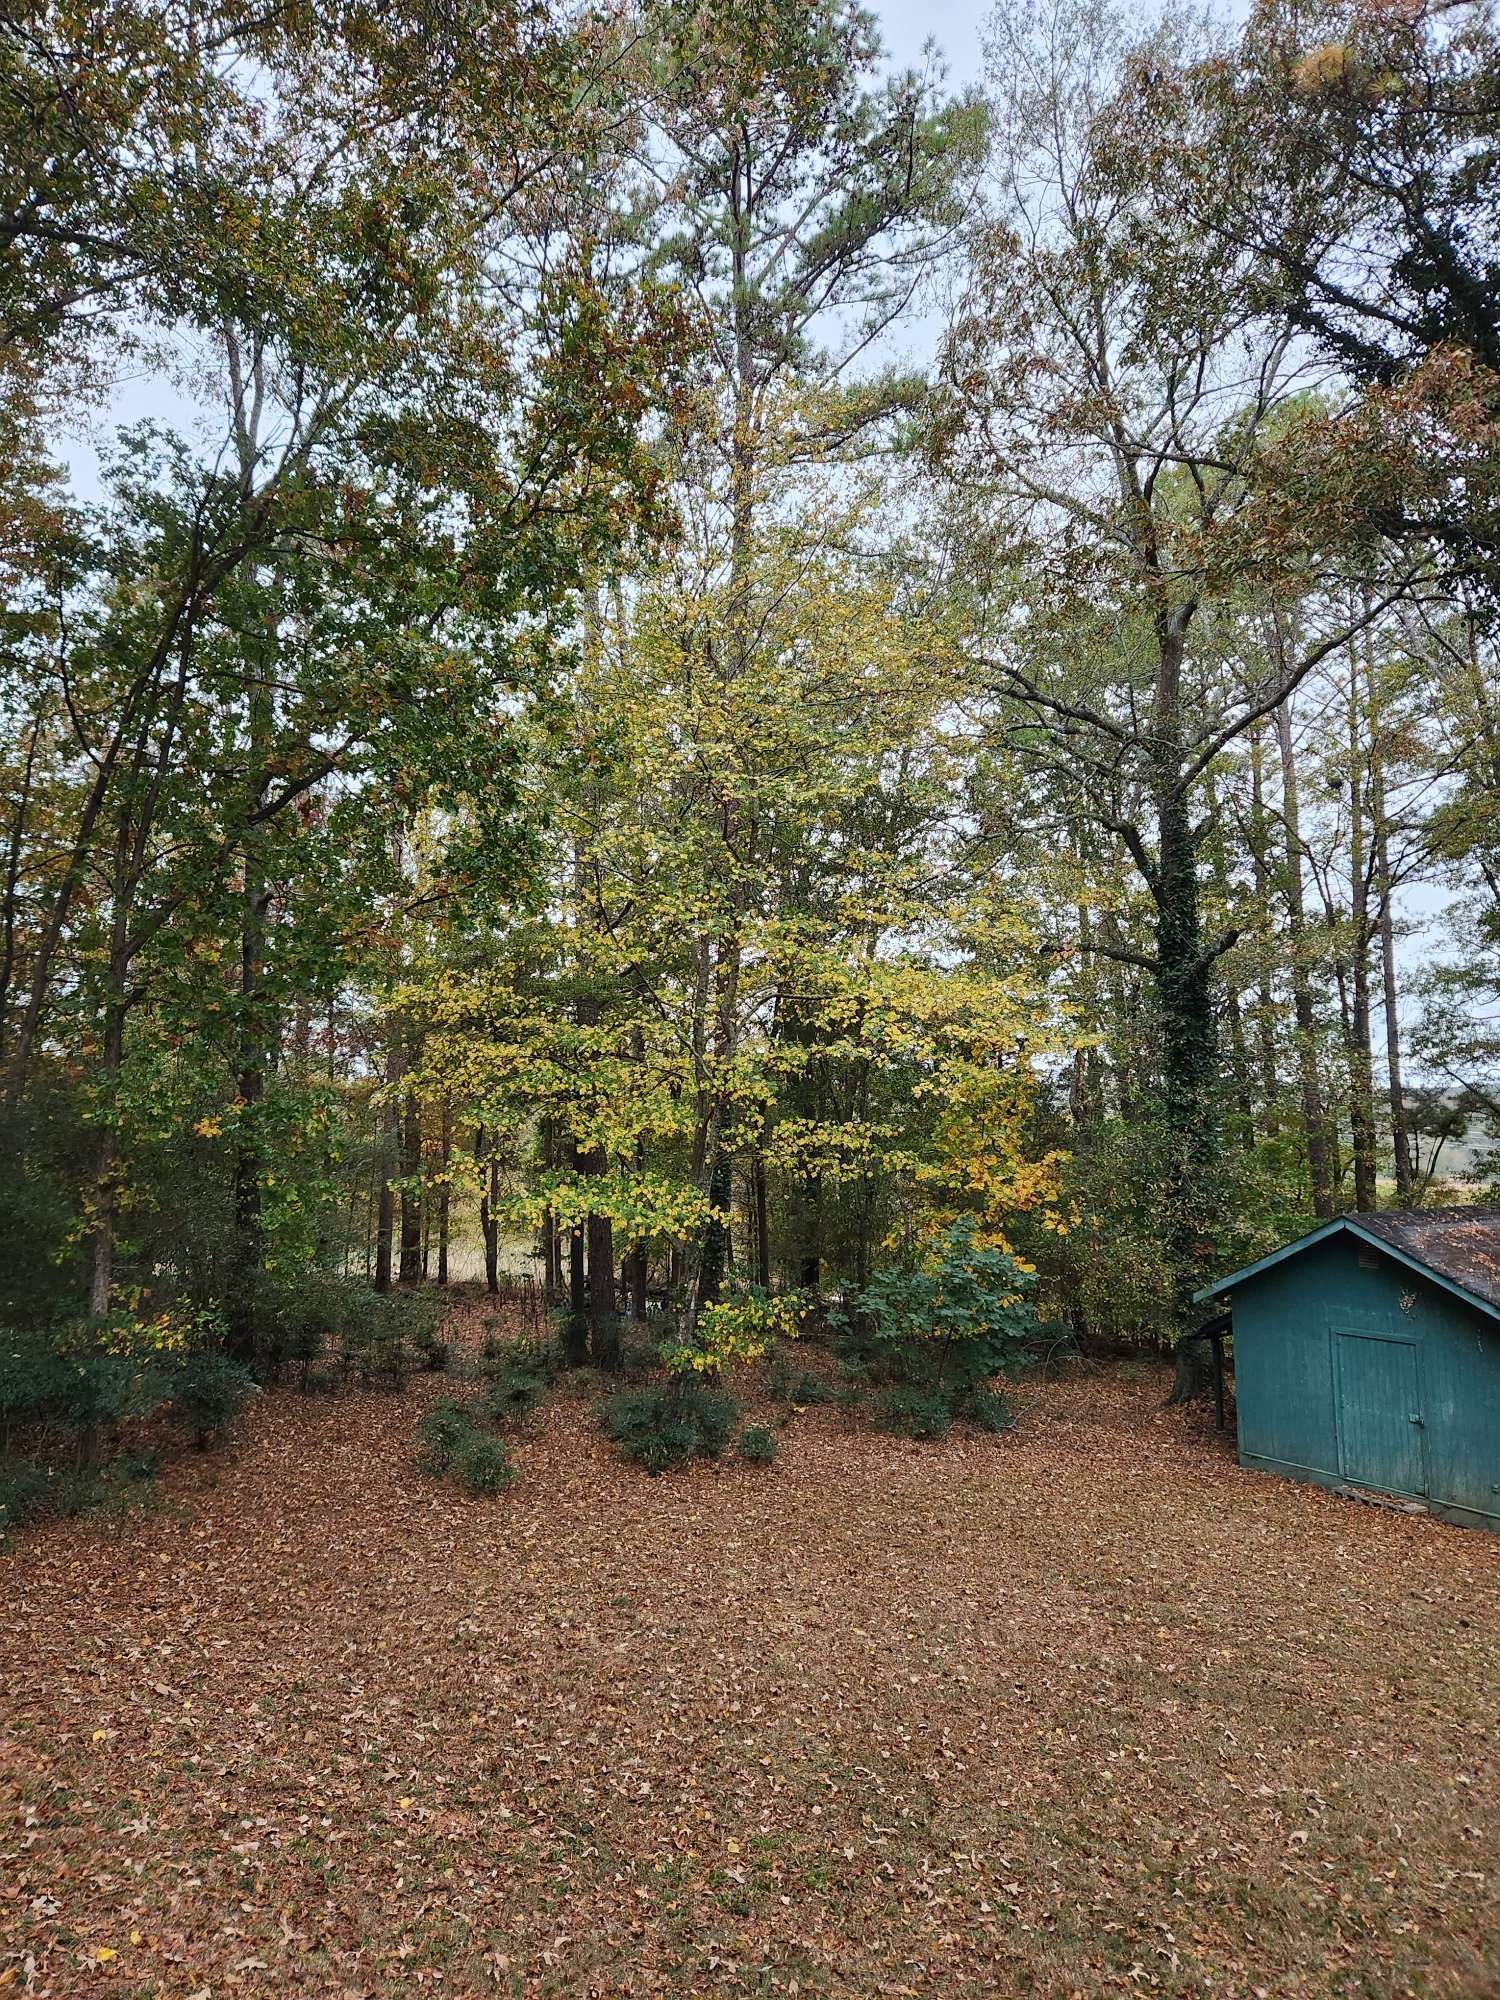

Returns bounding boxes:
[939,0,1418,1382]
[0,0,674,1335]
[621,0,984,1322]
[1140,0,1500,604]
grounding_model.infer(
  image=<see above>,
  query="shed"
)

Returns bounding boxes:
[1196,1209,1500,1532]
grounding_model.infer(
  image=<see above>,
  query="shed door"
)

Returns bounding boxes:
[1333,1332,1426,1497]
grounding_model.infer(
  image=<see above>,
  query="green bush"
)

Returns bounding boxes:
[485,1365,548,1425]
[601,1380,741,1475]
[873,1385,952,1441]
[411,1326,450,1372]
[738,1424,779,1464]
[414,1396,516,1497]
[832,1218,1039,1408]
[452,1431,515,1496]
[0,1458,56,1538]
[766,1350,835,1405]
[964,1383,1014,1434]
[0,1336,75,1431]
[691,1386,738,1460]
[415,1397,474,1474]
[511,1334,562,1381]
[0,1328,172,1460]
[171,1352,257,1446]
[255,1274,447,1391]
[0,1450,159,1547]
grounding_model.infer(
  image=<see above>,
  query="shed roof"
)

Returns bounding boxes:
[1195,1209,1500,1326]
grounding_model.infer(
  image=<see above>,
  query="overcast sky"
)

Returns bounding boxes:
[881,0,988,81]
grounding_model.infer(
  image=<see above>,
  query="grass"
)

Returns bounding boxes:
[1,1323,1495,1998]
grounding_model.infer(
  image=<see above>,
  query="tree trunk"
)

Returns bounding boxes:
[587,1186,618,1367]
[629,1240,648,1320]
[1376,866,1414,1204]
[1346,658,1378,1211]
[375,1034,403,1292]
[565,1193,588,1366]
[474,1124,500,1295]
[399,1073,422,1283]
[1158,775,1222,1399]
[1275,701,1335,1217]
[437,1095,451,1285]
[1365,678,1415,1204]
[0,713,42,1064]
[697,1149,734,1311]
[1247,721,1280,1107]
[753,1154,770,1289]
[797,1172,822,1294]
[88,991,127,1319]
[540,1118,559,1291]
[227,861,271,1359]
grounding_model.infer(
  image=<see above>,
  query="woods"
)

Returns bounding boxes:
[4,2,1500,1995]
[3,0,1498,1389]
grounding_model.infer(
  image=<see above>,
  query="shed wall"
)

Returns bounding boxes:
[1232,1234,1500,1530]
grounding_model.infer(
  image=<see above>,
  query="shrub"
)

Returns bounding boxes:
[766,1350,830,1403]
[414,1397,516,1497]
[696,1390,738,1458]
[255,1269,350,1383]
[0,1330,172,1463]
[0,1458,55,1539]
[510,1335,562,1382]
[0,1450,159,1547]
[832,1218,1040,1400]
[0,1336,76,1433]
[415,1397,474,1474]
[452,1431,515,1496]
[485,1365,548,1426]
[661,1283,808,1374]
[738,1424,779,1464]
[601,1380,741,1475]
[964,1383,1014,1434]
[410,1326,450,1372]
[171,1352,256,1446]
[255,1274,447,1390]
[873,1385,952,1441]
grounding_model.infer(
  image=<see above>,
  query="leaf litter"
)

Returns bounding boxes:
[2,1310,1496,1998]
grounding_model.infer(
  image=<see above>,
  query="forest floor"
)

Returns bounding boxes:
[3,1304,1497,2000]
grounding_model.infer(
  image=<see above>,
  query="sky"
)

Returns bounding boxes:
[880,0,988,81]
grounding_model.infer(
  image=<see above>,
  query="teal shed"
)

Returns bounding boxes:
[1197,1209,1500,1532]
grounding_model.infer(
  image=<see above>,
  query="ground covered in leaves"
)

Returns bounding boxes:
[3,1311,1497,2000]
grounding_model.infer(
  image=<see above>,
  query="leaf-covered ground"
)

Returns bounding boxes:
[3,1318,1497,2000]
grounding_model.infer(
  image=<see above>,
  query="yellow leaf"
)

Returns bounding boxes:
[91,1729,107,1743]
[95,1948,117,1962]
[397,1797,415,1810]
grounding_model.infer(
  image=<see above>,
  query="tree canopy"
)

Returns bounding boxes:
[2,0,1497,1384]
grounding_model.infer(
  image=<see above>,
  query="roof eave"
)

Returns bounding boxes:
[1194,1217,1500,1327]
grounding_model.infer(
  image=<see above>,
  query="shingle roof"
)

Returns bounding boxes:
[1195,1208,1500,1323]
[1349,1209,1500,1313]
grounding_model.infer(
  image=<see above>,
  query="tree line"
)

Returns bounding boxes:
[2,0,1497,1383]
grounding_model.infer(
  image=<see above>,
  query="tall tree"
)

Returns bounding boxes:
[940,0,1412,1378]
